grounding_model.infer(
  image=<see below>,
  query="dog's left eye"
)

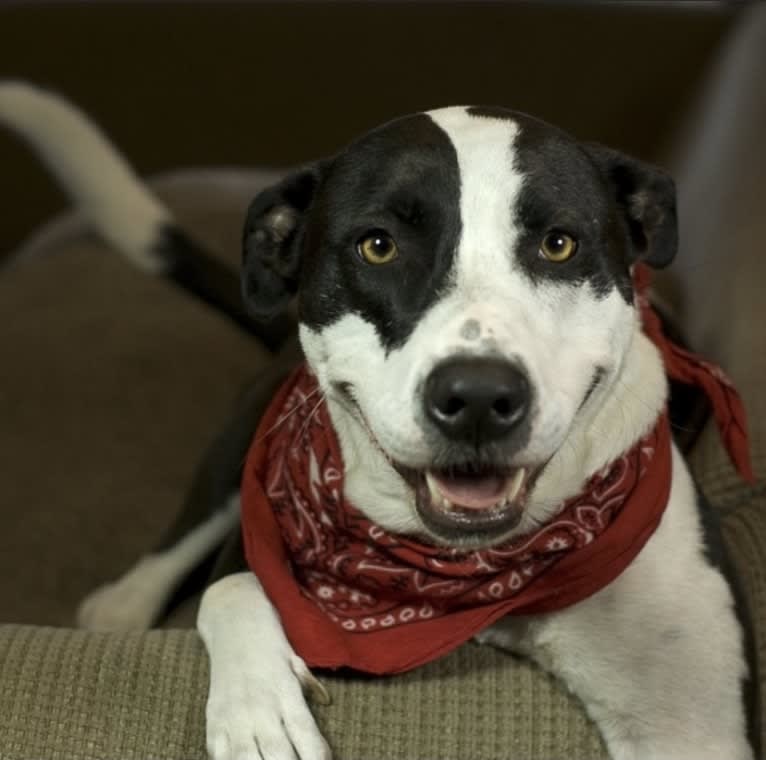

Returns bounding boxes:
[357,231,399,265]
[540,231,578,263]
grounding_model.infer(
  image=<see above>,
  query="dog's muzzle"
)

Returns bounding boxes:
[392,358,539,542]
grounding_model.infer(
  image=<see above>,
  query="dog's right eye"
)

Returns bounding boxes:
[539,231,578,263]
[357,231,399,265]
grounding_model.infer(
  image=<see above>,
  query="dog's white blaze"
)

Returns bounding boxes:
[426,107,523,291]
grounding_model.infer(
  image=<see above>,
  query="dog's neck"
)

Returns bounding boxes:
[316,316,667,545]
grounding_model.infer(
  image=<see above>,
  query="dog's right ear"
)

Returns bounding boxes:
[242,165,324,320]
[583,144,678,269]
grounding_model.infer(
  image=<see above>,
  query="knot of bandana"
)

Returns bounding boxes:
[241,267,752,674]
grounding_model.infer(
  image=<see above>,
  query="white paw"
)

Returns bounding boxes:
[206,651,332,760]
[77,556,170,630]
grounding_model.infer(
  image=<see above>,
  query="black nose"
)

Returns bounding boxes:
[424,358,531,444]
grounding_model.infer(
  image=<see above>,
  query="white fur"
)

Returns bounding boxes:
[0,80,170,272]
[300,316,662,540]
[78,494,240,631]
[478,446,751,760]
[198,572,331,760]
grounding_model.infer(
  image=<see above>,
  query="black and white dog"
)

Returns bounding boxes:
[0,82,757,760]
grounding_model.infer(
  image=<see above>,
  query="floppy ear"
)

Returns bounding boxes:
[242,165,324,320]
[585,144,678,269]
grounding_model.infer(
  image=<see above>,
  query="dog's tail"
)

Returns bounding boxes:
[0,80,289,350]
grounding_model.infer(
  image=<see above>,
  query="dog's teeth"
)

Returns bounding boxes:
[426,472,441,503]
[505,468,527,503]
[425,472,452,510]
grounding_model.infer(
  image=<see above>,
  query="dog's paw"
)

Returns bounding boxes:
[206,651,332,760]
[76,556,170,630]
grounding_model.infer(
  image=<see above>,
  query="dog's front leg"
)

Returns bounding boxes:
[502,577,752,760]
[198,572,332,760]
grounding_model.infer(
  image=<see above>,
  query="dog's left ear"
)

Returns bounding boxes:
[585,144,678,269]
[242,164,325,320]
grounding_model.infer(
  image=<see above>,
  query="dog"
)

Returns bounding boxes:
[0,82,758,760]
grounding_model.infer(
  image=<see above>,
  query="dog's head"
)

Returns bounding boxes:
[243,106,677,548]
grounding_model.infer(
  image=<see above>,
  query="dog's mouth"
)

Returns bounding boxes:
[395,461,540,542]
[335,382,541,543]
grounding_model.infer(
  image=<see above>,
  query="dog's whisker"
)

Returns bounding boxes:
[295,392,328,441]
[612,377,660,416]
[252,386,323,444]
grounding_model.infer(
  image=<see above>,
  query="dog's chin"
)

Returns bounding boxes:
[393,462,542,548]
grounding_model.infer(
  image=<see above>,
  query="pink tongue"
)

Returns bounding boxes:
[430,472,507,510]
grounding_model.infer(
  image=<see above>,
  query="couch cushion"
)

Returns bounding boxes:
[0,169,277,625]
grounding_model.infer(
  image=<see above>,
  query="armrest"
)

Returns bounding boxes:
[0,625,607,760]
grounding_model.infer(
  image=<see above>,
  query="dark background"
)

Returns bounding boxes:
[0,1,738,260]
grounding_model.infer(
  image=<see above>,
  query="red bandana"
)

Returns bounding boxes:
[241,268,753,675]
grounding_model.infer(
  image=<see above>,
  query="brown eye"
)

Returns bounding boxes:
[357,231,399,264]
[540,231,577,263]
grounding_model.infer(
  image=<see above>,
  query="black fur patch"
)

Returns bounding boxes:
[242,167,323,322]
[509,112,636,302]
[297,113,462,352]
